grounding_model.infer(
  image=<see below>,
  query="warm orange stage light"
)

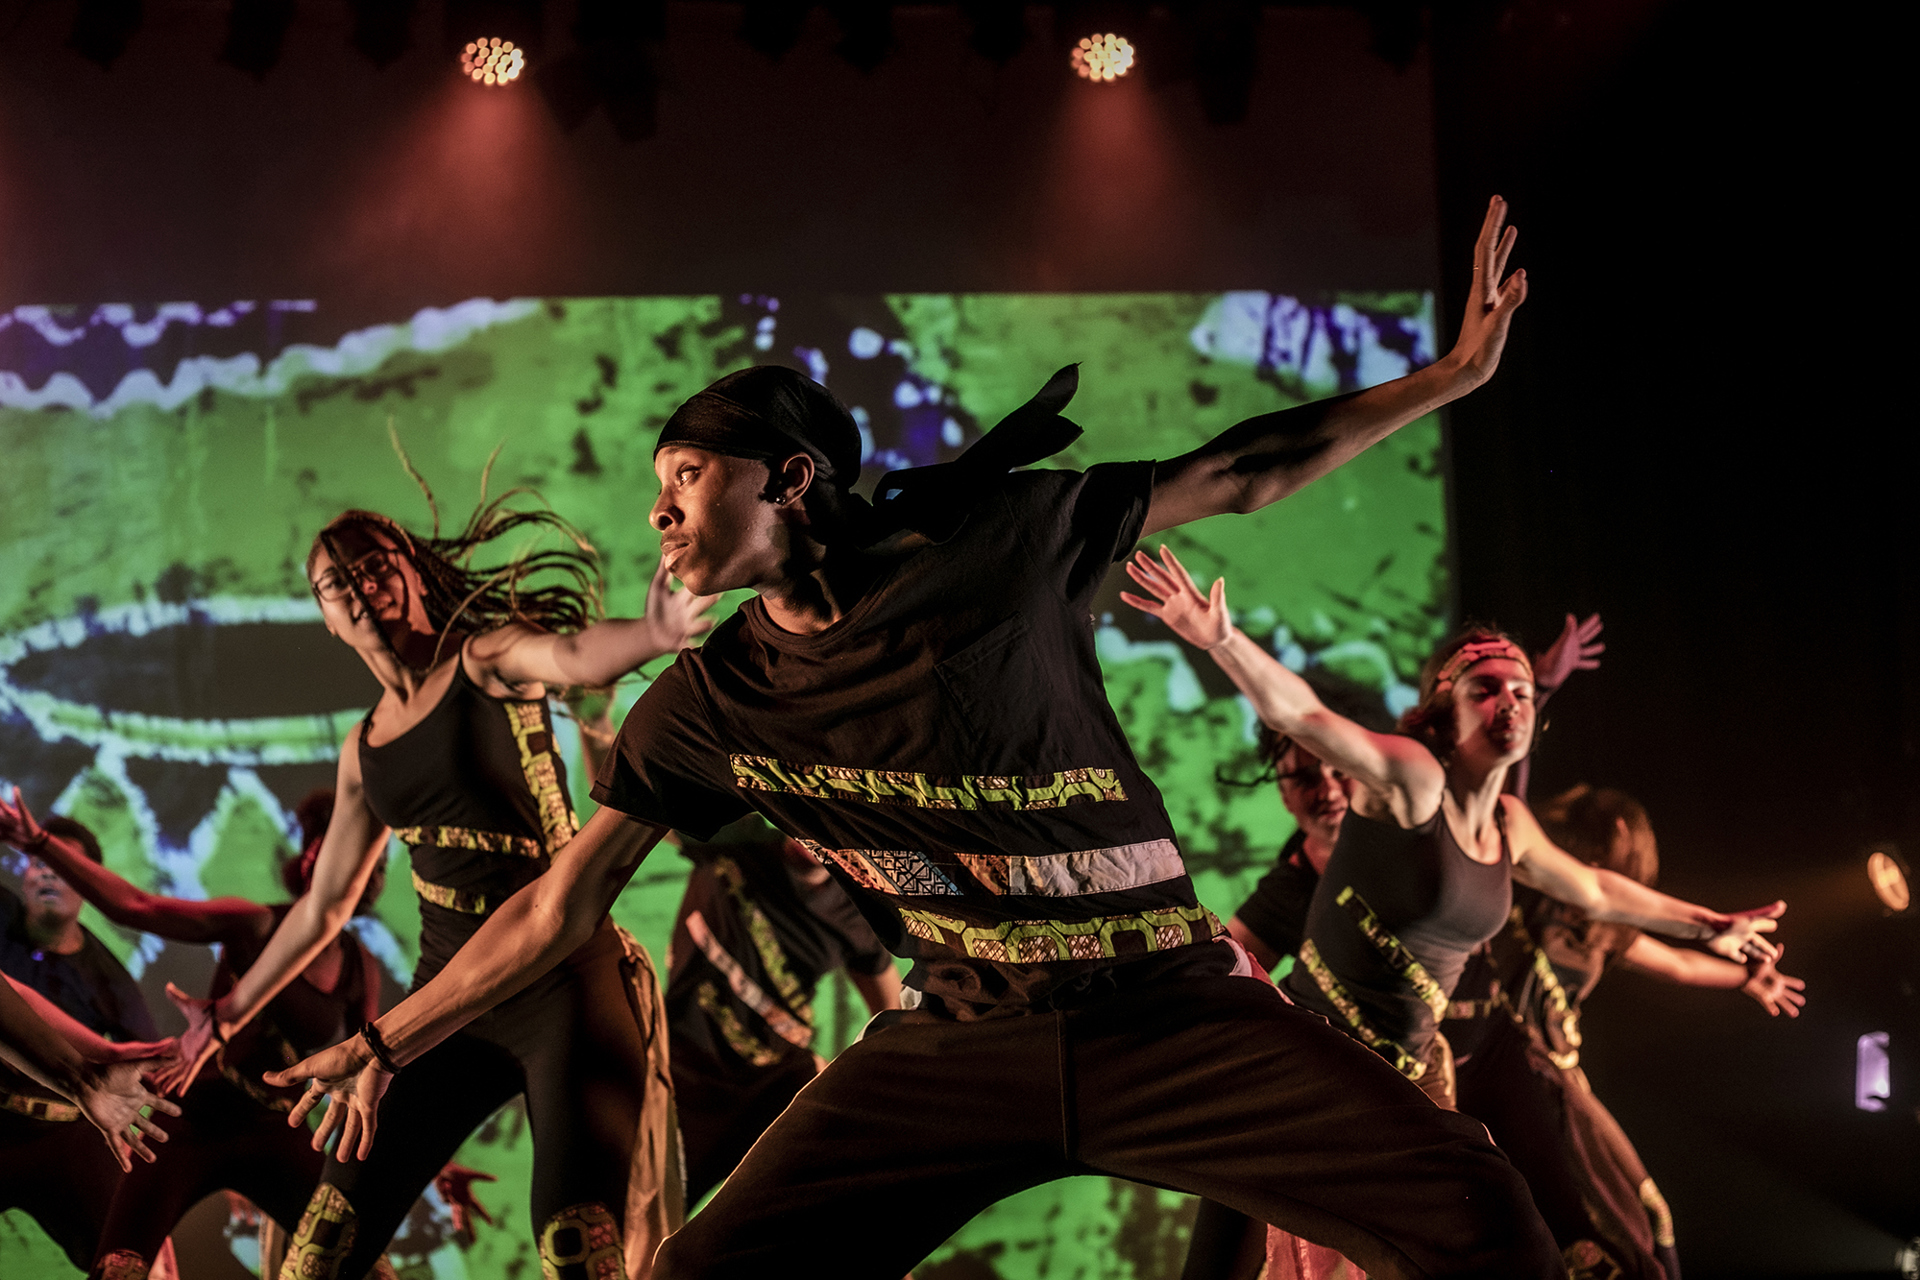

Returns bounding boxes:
[1868,851,1910,912]
[461,37,526,86]
[1071,33,1135,82]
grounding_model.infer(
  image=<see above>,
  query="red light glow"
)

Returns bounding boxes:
[1071,33,1135,82]
[461,37,525,87]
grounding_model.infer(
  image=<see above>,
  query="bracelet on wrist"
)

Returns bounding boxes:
[359,1022,402,1075]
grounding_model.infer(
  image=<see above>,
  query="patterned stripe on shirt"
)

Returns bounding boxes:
[730,755,1127,811]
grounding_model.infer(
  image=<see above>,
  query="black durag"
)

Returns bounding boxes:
[654,363,1085,544]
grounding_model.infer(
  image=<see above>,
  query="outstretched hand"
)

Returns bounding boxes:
[1534,612,1604,693]
[264,1035,391,1163]
[1741,944,1807,1018]
[435,1162,498,1236]
[0,785,47,851]
[1444,196,1529,389]
[1702,900,1785,965]
[643,558,720,654]
[149,983,223,1097]
[76,1055,182,1172]
[1120,546,1232,651]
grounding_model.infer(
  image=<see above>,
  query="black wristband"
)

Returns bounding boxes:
[359,1022,402,1075]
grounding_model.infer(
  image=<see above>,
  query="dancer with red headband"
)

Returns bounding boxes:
[267,197,1566,1279]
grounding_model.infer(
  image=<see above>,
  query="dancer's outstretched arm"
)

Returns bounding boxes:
[264,807,668,1162]
[1621,935,1807,1016]
[474,558,718,690]
[1,787,275,947]
[0,976,179,1169]
[1121,545,1446,828]
[1143,196,1527,536]
[1502,798,1785,963]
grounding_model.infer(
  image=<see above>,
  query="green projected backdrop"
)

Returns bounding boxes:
[0,291,1445,1279]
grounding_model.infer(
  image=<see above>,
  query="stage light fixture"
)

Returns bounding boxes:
[1071,32,1134,82]
[1868,849,1911,913]
[461,36,526,85]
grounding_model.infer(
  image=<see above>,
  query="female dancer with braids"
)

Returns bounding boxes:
[161,494,715,1280]
[0,787,403,1280]
[1444,784,1804,1280]
[1123,545,1788,1098]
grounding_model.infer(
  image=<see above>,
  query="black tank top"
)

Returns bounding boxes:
[211,903,372,1111]
[1282,806,1512,1079]
[357,658,579,986]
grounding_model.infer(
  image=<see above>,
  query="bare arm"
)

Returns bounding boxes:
[1504,797,1785,962]
[0,977,179,1169]
[1142,197,1527,536]
[4,976,175,1064]
[849,965,903,1017]
[1620,935,1807,1017]
[1120,545,1444,826]
[1226,917,1286,974]
[262,808,667,1163]
[474,559,718,690]
[154,736,389,1095]
[1,788,274,948]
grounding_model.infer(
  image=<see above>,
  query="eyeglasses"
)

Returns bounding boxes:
[1278,766,1344,788]
[310,549,398,602]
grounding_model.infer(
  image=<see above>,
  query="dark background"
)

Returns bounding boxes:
[1,1,1911,1274]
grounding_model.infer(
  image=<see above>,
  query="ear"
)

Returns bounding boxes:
[774,453,817,505]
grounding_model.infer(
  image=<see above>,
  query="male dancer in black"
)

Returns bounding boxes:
[275,197,1561,1277]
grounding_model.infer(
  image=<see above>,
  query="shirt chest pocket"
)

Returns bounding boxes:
[934,614,1063,770]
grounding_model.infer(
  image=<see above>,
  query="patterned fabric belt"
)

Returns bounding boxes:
[897,901,1219,965]
[412,869,494,915]
[799,837,1186,899]
[396,825,545,860]
[0,1088,80,1122]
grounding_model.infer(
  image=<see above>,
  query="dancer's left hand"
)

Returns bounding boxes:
[1741,944,1807,1017]
[0,785,47,851]
[1701,900,1785,964]
[266,1036,392,1162]
[642,556,720,653]
[1533,612,1604,693]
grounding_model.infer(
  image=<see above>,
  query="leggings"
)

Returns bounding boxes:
[0,1102,123,1270]
[285,921,678,1280]
[657,973,1561,1280]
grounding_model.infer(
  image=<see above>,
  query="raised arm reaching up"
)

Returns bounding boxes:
[1143,196,1527,536]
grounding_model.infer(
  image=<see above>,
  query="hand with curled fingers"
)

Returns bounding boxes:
[1119,546,1232,651]
[1701,900,1786,965]
[263,1034,393,1163]
[75,1054,183,1172]
[0,785,48,850]
[1741,944,1808,1018]
[643,557,720,654]
[149,984,225,1097]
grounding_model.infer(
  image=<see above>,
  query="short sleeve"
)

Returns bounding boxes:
[998,460,1155,606]
[1234,840,1316,963]
[590,659,751,841]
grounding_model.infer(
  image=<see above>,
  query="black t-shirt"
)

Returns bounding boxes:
[1234,830,1318,968]
[667,840,893,1073]
[594,462,1229,1018]
[0,886,157,1042]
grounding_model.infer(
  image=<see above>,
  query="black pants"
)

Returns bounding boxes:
[657,974,1561,1279]
[672,1039,819,1205]
[89,1074,323,1275]
[306,924,658,1279]
[0,1105,123,1269]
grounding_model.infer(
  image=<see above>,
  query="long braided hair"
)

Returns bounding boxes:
[306,443,604,673]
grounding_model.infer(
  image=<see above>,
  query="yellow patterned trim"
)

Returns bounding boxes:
[696,980,785,1067]
[898,902,1217,964]
[685,910,812,1049]
[412,869,491,915]
[1298,939,1424,1079]
[285,1182,358,1280]
[1504,905,1583,1069]
[1335,886,1449,1020]
[96,1249,149,1280]
[1639,1177,1676,1248]
[0,1088,80,1122]
[219,1022,301,1114]
[539,1201,624,1280]
[712,856,811,1023]
[505,701,581,854]
[730,755,1128,811]
[395,825,544,860]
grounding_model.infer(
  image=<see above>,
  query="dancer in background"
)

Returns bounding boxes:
[664,818,901,1204]
[0,972,177,1270]
[272,197,1566,1278]
[1445,784,1805,1280]
[160,491,714,1280]
[2,815,157,1044]
[1,786,402,1280]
